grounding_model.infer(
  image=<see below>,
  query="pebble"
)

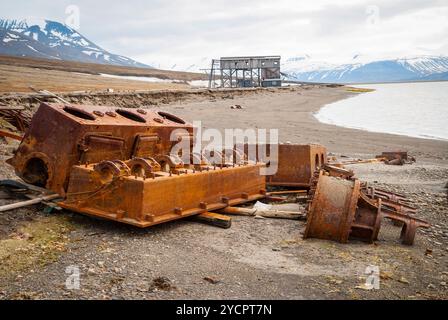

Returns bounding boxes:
[88,268,96,275]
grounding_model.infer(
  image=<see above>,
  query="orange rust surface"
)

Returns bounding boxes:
[7,102,269,227]
[242,144,327,187]
[7,102,193,195]
[58,162,266,227]
[304,173,360,243]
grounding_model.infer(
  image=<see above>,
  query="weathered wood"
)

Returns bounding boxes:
[218,206,257,216]
[0,129,23,141]
[218,206,306,220]
[0,106,25,110]
[255,210,306,220]
[267,190,307,195]
[191,211,232,229]
[0,194,60,213]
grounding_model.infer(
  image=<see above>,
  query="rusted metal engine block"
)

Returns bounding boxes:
[7,103,266,227]
[7,103,194,195]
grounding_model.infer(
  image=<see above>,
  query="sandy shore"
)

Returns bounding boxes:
[161,86,448,162]
[1,85,447,300]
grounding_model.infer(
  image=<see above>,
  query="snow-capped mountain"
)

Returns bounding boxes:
[283,55,448,83]
[0,19,150,68]
[149,57,211,73]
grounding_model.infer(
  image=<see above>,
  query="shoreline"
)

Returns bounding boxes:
[314,82,448,143]
[159,86,448,162]
[1,84,447,300]
[313,109,448,143]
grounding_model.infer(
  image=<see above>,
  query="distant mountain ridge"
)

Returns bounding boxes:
[0,18,150,68]
[156,54,448,83]
[282,55,448,83]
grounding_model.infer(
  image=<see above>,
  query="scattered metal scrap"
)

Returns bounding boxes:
[330,151,416,167]
[304,168,429,245]
[2,101,428,246]
[376,151,416,165]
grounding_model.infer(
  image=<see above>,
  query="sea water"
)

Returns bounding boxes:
[315,81,448,141]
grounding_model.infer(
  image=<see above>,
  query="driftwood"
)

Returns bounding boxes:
[0,194,60,213]
[267,190,307,195]
[0,129,23,141]
[218,206,306,220]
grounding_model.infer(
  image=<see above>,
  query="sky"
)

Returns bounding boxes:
[1,0,448,69]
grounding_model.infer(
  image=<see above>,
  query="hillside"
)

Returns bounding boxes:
[0,55,207,93]
[0,19,149,68]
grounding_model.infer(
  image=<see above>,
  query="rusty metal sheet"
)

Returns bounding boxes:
[241,143,327,188]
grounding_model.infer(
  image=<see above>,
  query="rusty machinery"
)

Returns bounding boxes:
[7,103,266,227]
[6,102,428,245]
[241,143,327,187]
[304,170,429,245]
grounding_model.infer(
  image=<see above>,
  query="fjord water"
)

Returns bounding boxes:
[315,81,448,141]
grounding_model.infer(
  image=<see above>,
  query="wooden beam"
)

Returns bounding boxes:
[0,194,60,213]
[0,129,23,141]
[190,211,232,229]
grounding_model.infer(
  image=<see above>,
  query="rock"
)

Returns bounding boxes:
[149,276,175,292]
[87,268,97,275]
[398,277,409,284]
[203,277,220,284]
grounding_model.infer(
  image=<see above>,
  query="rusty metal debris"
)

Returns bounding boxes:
[304,172,362,243]
[7,102,195,195]
[7,102,265,227]
[4,101,428,246]
[330,151,416,167]
[376,150,416,165]
[304,168,429,245]
[242,143,327,187]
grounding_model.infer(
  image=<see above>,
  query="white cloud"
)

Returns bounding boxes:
[1,0,447,68]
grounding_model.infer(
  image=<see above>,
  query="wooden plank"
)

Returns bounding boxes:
[0,194,60,213]
[190,211,232,229]
[0,106,25,110]
[0,129,23,141]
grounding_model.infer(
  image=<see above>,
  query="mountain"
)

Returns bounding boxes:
[149,57,211,73]
[0,19,150,68]
[282,55,448,83]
